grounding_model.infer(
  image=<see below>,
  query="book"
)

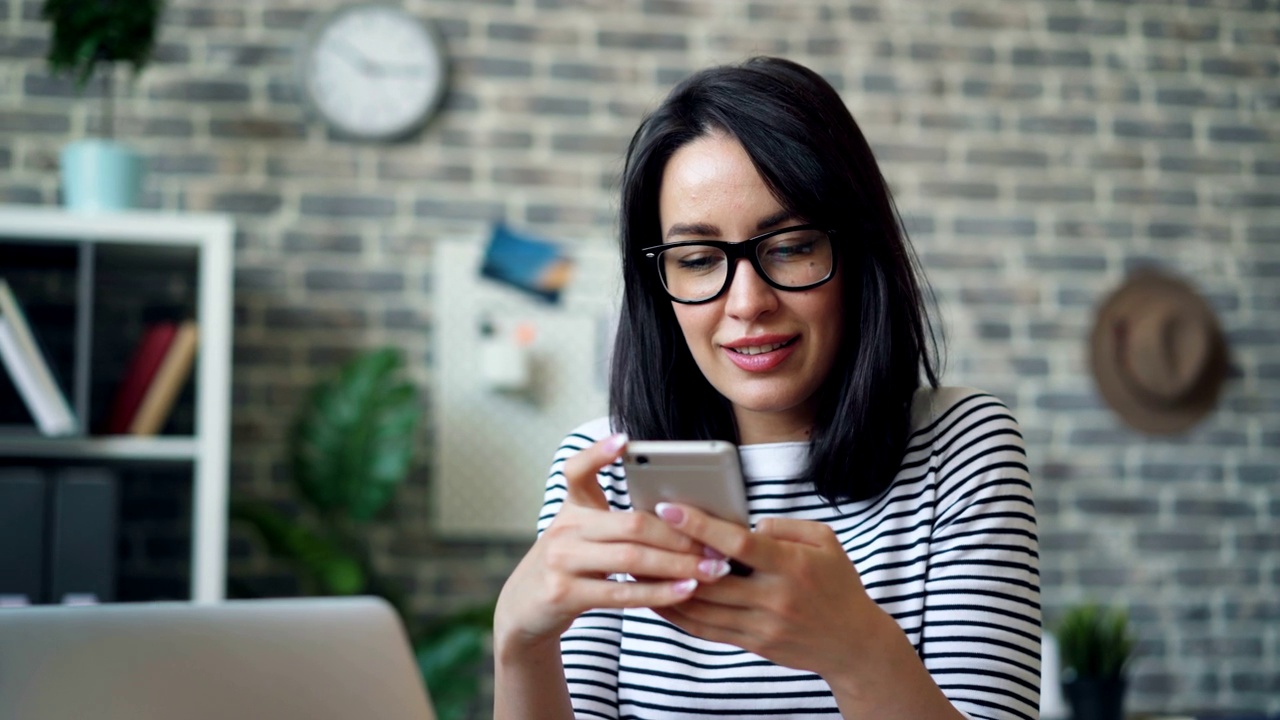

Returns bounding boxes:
[128,320,198,436]
[102,321,178,434]
[0,467,47,605]
[0,279,78,436]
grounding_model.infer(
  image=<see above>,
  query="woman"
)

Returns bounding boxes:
[495,57,1040,720]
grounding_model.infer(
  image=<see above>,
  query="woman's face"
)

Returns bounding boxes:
[657,133,844,444]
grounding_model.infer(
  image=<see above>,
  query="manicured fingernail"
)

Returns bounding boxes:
[673,578,698,594]
[604,433,628,454]
[702,546,726,560]
[698,559,731,578]
[655,502,684,525]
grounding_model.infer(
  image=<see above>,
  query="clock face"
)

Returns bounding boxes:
[300,4,447,141]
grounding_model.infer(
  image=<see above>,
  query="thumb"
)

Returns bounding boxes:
[755,517,838,549]
[562,433,627,511]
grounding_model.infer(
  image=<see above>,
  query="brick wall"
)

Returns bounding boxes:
[2,0,1277,714]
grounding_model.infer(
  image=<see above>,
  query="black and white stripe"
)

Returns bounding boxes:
[537,387,1041,720]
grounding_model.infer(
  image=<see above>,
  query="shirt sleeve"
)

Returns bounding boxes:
[920,393,1042,720]
[537,425,623,720]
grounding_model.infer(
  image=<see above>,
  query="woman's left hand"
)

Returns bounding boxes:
[649,502,888,679]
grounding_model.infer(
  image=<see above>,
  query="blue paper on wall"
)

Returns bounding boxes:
[479,224,574,303]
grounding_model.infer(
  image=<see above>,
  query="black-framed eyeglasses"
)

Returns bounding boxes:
[641,224,838,304]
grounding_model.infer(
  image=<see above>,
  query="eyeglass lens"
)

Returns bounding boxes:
[657,228,833,302]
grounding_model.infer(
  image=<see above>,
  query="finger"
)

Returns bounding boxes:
[574,576,700,610]
[558,542,734,584]
[654,502,781,571]
[577,508,701,555]
[562,433,627,510]
[652,604,752,647]
[755,517,840,549]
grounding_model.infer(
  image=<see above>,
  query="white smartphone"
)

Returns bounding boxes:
[623,440,755,576]
[623,440,750,526]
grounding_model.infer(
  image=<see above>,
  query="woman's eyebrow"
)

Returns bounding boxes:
[665,210,799,240]
[666,221,720,239]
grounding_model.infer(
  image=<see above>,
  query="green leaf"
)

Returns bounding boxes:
[228,500,365,596]
[289,348,422,522]
[42,0,165,89]
[415,624,489,720]
[1055,602,1134,679]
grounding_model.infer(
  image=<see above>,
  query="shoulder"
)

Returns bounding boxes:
[909,385,1017,434]
[907,386,1024,461]
[558,416,615,449]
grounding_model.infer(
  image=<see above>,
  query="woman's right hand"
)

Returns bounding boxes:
[494,433,733,650]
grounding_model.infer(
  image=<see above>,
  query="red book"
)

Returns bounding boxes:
[103,322,178,435]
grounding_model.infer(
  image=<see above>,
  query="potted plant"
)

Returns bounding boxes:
[42,0,165,210]
[1056,603,1135,720]
[230,348,494,720]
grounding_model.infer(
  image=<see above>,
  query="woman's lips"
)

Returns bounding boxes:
[722,337,798,372]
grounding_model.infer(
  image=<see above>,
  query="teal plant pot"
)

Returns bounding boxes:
[1063,676,1125,720]
[60,139,144,211]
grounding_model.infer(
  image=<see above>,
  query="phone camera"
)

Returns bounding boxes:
[635,455,649,466]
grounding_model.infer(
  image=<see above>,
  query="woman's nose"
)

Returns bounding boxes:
[723,258,779,321]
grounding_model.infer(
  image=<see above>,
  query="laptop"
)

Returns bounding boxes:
[0,596,436,720]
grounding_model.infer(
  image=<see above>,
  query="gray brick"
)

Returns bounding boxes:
[862,73,898,93]
[1054,219,1134,239]
[1174,498,1256,517]
[209,191,282,216]
[1113,186,1198,206]
[234,267,286,291]
[951,9,1028,29]
[900,215,936,235]
[461,56,533,78]
[166,6,247,28]
[149,80,251,103]
[966,148,1047,168]
[0,185,43,204]
[921,181,998,201]
[207,42,291,67]
[492,166,581,187]
[1247,226,1280,245]
[1148,222,1231,243]
[414,198,503,221]
[300,194,397,219]
[526,204,614,225]
[1114,119,1194,140]
[1254,159,1280,176]
[1175,567,1261,587]
[641,0,700,15]
[282,231,364,255]
[1233,27,1280,47]
[1142,19,1219,42]
[1090,151,1145,171]
[488,21,577,44]
[920,112,1001,132]
[550,62,627,83]
[0,111,70,134]
[1016,184,1094,203]
[871,142,948,164]
[266,79,301,105]
[597,30,687,51]
[1139,463,1225,482]
[1080,491,1162,515]
[1047,15,1127,35]
[0,146,10,170]
[975,321,1012,340]
[1158,156,1242,175]
[0,35,47,59]
[961,79,1043,101]
[262,306,368,330]
[805,36,843,56]
[1011,47,1092,68]
[1214,191,1280,209]
[1135,532,1221,552]
[267,156,359,179]
[24,73,112,99]
[527,95,591,116]
[1154,86,1238,109]
[1035,393,1102,410]
[1061,80,1141,105]
[908,42,995,64]
[1028,253,1108,271]
[304,269,405,293]
[1236,532,1280,551]
[1203,56,1280,79]
[262,9,317,28]
[1019,115,1097,135]
[438,129,533,150]
[1182,637,1265,658]
[209,118,306,140]
[955,216,1036,237]
[551,132,630,156]
[1208,124,1274,143]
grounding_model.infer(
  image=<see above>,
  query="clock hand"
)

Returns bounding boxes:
[327,38,378,75]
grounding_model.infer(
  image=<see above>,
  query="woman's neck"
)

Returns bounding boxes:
[733,403,816,445]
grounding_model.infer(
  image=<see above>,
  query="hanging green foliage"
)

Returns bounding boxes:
[42,0,165,88]
[1056,603,1135,679]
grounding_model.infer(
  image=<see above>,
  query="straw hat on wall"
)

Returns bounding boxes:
[1089,268,1229,435]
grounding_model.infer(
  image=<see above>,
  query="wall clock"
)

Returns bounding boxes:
[298,4,448,141]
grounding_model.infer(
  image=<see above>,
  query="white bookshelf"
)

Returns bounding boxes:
[0,206,233,604]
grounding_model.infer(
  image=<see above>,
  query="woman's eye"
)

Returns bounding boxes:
[675,253,722,271]
[766,241,815,259]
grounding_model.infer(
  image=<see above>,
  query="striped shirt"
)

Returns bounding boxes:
[537,387,1041,720]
